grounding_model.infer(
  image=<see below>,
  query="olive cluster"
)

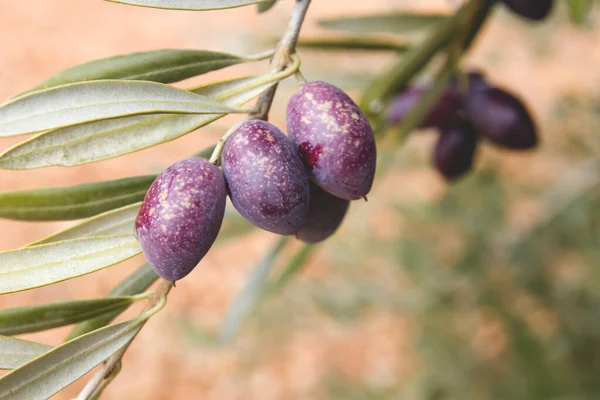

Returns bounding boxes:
[135,81,376,281]
[386,72,538,180]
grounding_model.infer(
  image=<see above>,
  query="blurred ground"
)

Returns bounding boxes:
[1,1,600,399]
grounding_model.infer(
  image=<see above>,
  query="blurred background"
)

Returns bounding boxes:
[2,0,600,399]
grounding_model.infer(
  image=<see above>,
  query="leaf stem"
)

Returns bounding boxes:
[253,0,312,120]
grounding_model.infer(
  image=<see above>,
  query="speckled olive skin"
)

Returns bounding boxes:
[135,157,226,281]
[297,181,349,244]
[287,81,376,200]
[466,87,538,150]
[433,119,478,181]
[222,119,310,235]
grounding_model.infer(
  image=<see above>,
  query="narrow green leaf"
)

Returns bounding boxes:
[0,297,139,336]
[0,235,141,294]
[18,49,246,96]
[0,318,143,399]
[0,337,52,370]
[0,80,246,137]
[0,143,216,220]
[257,0,276,13]
[220,237,288,343]
[268,244,314,293]
[0,74,279,169]
[67,264,158,341]
[29,203,140,246]
[0,175,153,221]
[319,12,450,35]
[106,0,267,10]
[298,37,410,52]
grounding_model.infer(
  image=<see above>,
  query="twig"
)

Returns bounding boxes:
[253,0,312,120]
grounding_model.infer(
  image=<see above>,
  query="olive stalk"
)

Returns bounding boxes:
[208,54,302,165]
[253,0,312,120]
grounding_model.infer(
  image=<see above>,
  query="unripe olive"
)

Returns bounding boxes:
[501,0,553,21]
[222,119,310,235]
[466,86,538,150]
[297,181,349,244]
[433,119,478,180]
[135,157,226,281]
[287,81,376,200]
[386,86,461,128]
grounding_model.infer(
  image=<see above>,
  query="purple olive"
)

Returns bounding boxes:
[386,86,461,128]
[222,119,309,235]
[297,181,349,244]
[466,86,538,150]
[501,0,553,21]
[135,157,226,281]
[433,119,478,180]
[287,81,376,200]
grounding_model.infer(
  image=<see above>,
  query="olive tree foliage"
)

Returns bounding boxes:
[0,0,591,399]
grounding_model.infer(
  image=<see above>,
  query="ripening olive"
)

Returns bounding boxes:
[222,119,310,235]
[297,181,349,244]
[386,86,461,128]
[135,157,226,281]
[287,81,376,200]
[466,86,538,150]
[501,0,553,21]
[433,118,478,180]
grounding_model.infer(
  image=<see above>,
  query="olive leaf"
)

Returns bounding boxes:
[0,235,141,294]
[319,12,450,35]
[0,72,287,169]
[0,297,140,336]
[220,237,288,343]
[0,318,143,399]
[0,80,247,137]
[267,243,314,293]
[28,203,140,246]
[257,0,277,13]
[105,0,268,10]
[0,143,217,221]
[0,175,153,221]
[67,264,158,341]
[16,49,258,97]
[0,337,52,370]
[297,36,410,52]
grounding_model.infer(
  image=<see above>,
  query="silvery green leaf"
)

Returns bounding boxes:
[0,80,245,137]
[319,12,449,34]
[17,49,247,97]
[0,318,143,399]
[105,0,267,10]
[0,337,52,370]
[0,297,139,336]
[0,235,141,294]
[220,237,288,343]
[298,36,410,52]
[67,264,158,341]
[0,175,153,221]
[0,74,278,169]
[29,203,140,246]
